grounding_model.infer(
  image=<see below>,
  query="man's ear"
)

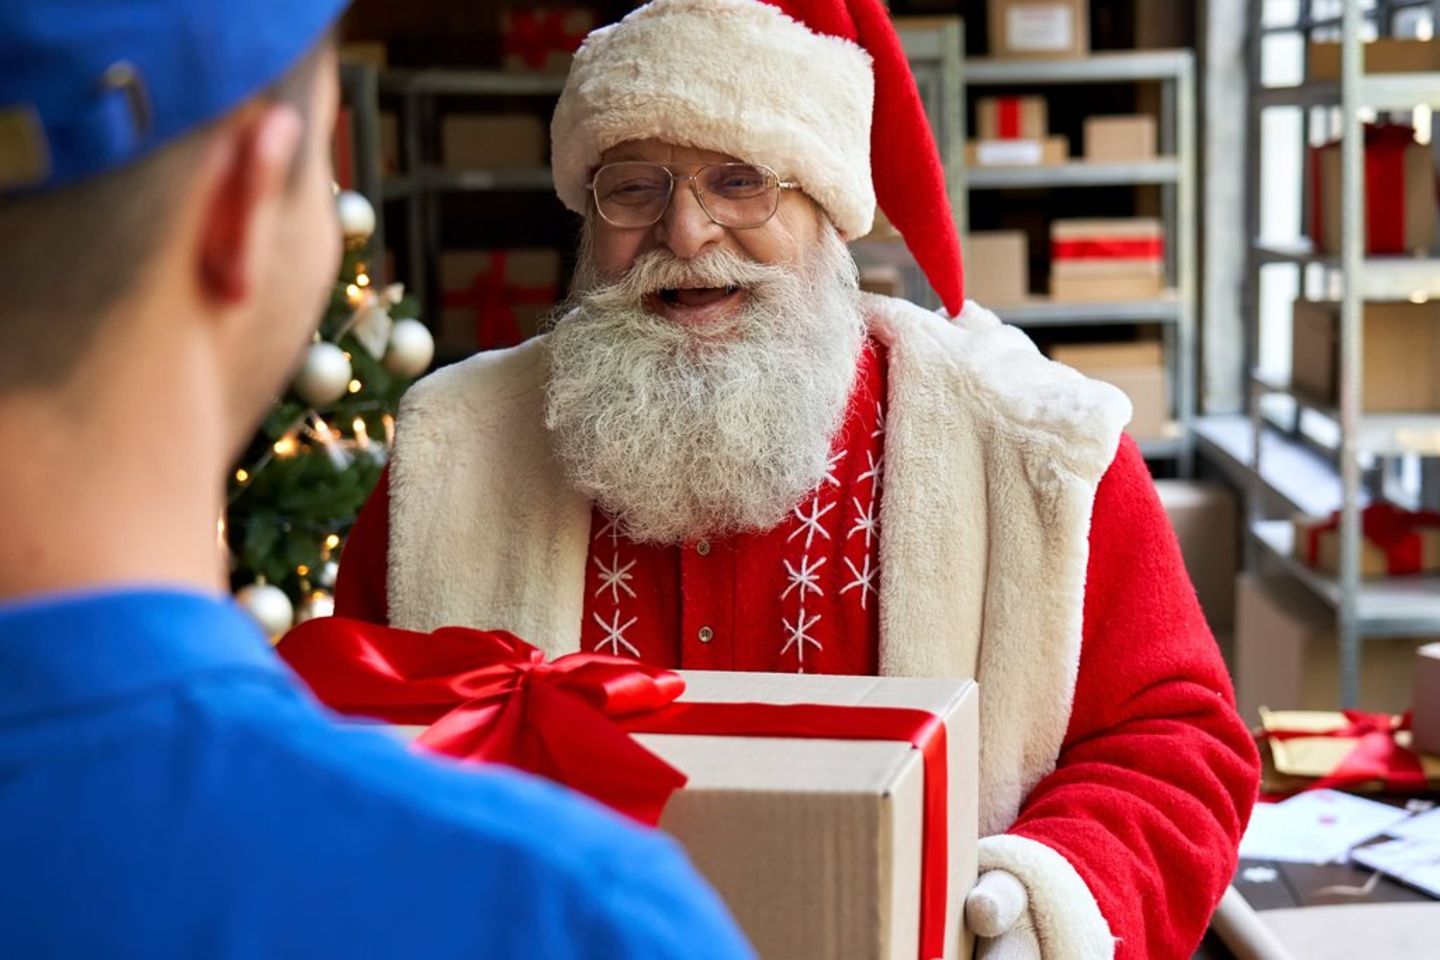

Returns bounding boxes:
[196,103,305,305]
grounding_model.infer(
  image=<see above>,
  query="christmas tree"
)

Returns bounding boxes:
[226,190,432,636]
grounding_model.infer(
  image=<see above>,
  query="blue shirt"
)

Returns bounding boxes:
[0,588,755,959]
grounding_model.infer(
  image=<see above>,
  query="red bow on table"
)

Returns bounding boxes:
[279,619,689,825]
[1265,710,1428,794]
[1304,503,1440,576]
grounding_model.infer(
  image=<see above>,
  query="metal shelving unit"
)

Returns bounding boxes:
[1223,0,1440,706]
[964,49,1199,473]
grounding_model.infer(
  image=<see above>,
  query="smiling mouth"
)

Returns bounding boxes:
[656,285,743,308]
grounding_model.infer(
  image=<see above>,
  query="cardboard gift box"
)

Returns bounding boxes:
[1258,707,1440,794]
[965,136,1068,168]
[976,96,1047,141]
[1048,340,1169,442]
[1083,115,1156,163]
[439,249,561,354]
[1310,124,1436,255]
[1292,505,1440,579]
[964,231,1029,305]
[1154,481,1238,631]
[1235,573,1435,722]
[1415,643,1440,756]
[1308,38,1440,81]
[501,7,595,73]
[858,264,905,300]
[441,114,546,172]
[988,0,1088,59]
[1049,218,1165,302]
[1291,299,1440,413]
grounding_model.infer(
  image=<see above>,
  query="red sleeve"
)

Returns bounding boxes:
[1008,436,1261,959]
[334,466,391,626]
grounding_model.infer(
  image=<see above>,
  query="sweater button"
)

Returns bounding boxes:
[696,540,711,556]
[698,626,714,643]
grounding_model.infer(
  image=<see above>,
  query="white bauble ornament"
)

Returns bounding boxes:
[317,560,340,590]
[294,342,353,406]
[236,581,294,637]
[295,590,336,624]
[384,318,435,378]
[336,190,376,244]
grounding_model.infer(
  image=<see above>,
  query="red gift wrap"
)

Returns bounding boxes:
[1302,503,1440,577]
[1263,710,1428,796]
[442,250,558,350]
[1310,123,1434,254]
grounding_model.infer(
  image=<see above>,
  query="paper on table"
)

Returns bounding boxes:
[1240,790,1415,864]
[1390,806,1440,843]
[1351,838,1440,899]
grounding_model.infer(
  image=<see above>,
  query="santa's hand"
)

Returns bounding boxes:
[965,869,1041,960]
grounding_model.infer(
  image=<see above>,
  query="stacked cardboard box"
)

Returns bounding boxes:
[1308,38,1440,81]
[1050,218,1165,301]
[1154,481,1239,631]
[977,96,1047,141]
[438,249,561,355]
[1291,300,1440,412]
[1415,644,1440,756]
[1049,341,1169,441]
[988,0,1089,59]
[441,115,546,172]
[1310,125,1436,255]
[964,232,1029,305]
[1083,116,1156,163]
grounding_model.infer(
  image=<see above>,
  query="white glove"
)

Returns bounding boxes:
[965,869,1041,960]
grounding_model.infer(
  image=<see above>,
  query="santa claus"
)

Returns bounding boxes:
[335,0,1260,957]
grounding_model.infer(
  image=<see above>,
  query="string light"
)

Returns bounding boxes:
[345,284,363,303]
[356,273,371,288]
[352,417,371,448]
[347,379,363,394]
[234,468,249,483]
[273,436,299,457]
[297,565,311,578]
[324,534,341,551]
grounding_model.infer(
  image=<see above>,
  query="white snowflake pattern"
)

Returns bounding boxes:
[594,516,622,546]
[592,610,640,658]
[788,497,835,551]
[858,451,884,487]
[781,555,827,601]
[822,449,846,488]
[593,553,638,603]
[872,401,886,441]
[780,608,823,669]
[848,497,879,548]
[840,555,879,610]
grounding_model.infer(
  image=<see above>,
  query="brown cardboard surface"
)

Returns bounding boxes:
[1309,38,1440,81]
[1154,481,1238,630]
[1291,300,1440,412]
[966,136,1069,167]
[1050,269,1164,302]
[977,96,1047,140]
[859,264,905,300]
[635,671,979,960]
[1083,115,1157,162]
[1049,341,1168,439]
[1313,137,1436,255]
[988,0,1089,59]
[1260,708,1440,781]
[441,114,546,171]
[438,249,560,354]
[1052,217,1164,240]
[1414,643,1440,756]
[964,232,1029,304]
[1235,573,1434,722]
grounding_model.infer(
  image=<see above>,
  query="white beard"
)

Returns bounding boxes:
[545,226,865,544]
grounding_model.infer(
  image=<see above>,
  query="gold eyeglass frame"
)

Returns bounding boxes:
[586,161,800,230]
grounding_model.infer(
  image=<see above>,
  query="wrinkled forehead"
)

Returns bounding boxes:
[599,140,748,168]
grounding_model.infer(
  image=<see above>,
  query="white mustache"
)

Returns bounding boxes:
[582,247,795,313]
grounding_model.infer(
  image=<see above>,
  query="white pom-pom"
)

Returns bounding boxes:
[384,318,435,378]
[293,342,353,406]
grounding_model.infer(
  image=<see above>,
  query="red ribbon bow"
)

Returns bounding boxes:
[443,252,557,351]
[1265,710,1428,794]
[503,10,590,70]
[1304,503,1440,576]
[279,618,953,960]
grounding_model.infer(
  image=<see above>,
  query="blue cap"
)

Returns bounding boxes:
[0,0,349,195]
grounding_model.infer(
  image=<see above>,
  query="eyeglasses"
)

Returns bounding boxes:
[586,161,800,229]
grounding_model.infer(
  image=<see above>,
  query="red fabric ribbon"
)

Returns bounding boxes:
[1303,503,1440,576]
[279,618,952,960]
[503,10,590,71]
[1265,710,1428,794]
[1311,123,1416,253]
[997,97,1022,139]
[1052,237,1165,261]
[442,251,557,350]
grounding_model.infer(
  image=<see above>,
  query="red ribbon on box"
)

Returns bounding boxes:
[280,618,952,960]
[1051,237,1165,261]
[997,97,1023,139]
[443,251,557,350]
[1310,123,1417,253]
[1264,710,1428,795]
[503,9,591,71]
[1302,503,1440,576]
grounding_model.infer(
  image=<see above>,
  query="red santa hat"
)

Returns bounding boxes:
[550,0,966,316]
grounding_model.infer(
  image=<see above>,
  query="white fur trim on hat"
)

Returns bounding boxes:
[551,0,876,239]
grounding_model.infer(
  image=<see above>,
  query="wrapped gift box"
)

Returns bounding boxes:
[1236,573,1434,722]
[1083,115,1156,163]
[1310,124,1436,255]
[1291,299,1440,413]
[965,136,1068,168]
[1259,707,1440,794]
[1049,341,1169,441]
[441,114,546,172]
[439,250,561,354]
[1308,38,1440,81]
[1292,506,1440,579]
[1154,481,1238,631]
[976,96,1047,141]
[501,7,595,73]
[1049,218,1165,302]
[964,231,1029,305]
[1415,644,1440,756]
[988,0,1088,59]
